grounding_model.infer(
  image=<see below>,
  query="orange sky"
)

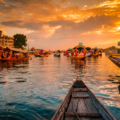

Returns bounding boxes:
[0,0,120,50]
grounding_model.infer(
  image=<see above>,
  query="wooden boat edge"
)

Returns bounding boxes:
[86,85,116,120]
[108,56,120,67]
[51,85,73,120]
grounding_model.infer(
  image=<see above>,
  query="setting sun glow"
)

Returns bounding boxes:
[118,27,120,30]
[0,0,120,50]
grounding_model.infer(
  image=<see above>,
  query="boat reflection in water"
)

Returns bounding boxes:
[71,59,86,69]
[0,60,29,69]
[0,53,120,120]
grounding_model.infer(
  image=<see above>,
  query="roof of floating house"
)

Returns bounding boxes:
[72,45,86,51]
[6,46,28,53]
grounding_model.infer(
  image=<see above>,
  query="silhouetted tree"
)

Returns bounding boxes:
[14,34,27,48]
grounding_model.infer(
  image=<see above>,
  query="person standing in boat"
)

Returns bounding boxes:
[80,51,84,56]
[6,52,10,58]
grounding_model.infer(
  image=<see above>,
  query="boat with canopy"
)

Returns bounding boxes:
[0,46,28,61]
[70,43,86,60]
[34,49,48,57]
[92,47,99,57]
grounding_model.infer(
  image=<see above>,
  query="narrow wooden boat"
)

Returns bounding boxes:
[23,57,29,60]
[85,54,91,57]
[34,54,41,57]
[108,56,120,67]
[40,55,48,57]
[92,54,99,57]
[111,54,120,56]
[52,79,115,120]
[70,56,85,60]
[54,54,60,57]
[0,57,24,61]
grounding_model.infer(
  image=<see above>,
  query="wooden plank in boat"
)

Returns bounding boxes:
[65,98,79,120]
[91,118,103,120]
[77,98,88,113]
[65,112,102,118]
[72,91,89,98]
[73,88,88,92]
[73,85,86,88]
[84,98,98,113]
[72,96,90,98]
[73,92,89,96]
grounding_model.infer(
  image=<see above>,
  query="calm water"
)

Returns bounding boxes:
[0,53,120,120]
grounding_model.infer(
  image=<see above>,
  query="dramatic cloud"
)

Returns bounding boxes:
[0,0,120,50]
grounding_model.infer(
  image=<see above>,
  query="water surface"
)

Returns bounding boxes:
[0,53,120,120]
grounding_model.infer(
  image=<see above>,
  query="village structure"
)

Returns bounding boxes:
[0,31,14,48]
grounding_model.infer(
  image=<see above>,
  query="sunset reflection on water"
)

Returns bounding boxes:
[0,53,120,120]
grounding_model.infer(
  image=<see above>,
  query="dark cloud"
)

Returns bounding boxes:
[60,0,68,4]
[1,14,119,35]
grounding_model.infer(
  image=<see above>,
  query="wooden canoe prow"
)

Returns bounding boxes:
[52,80,116,120]
[70,56,86,60]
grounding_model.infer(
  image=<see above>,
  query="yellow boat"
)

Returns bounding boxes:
[70,56,85,60]
[40,55,48,57]
[92,53,99,57]
[111,54,120,57]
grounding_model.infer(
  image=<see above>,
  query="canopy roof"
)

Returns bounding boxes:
[6,46,28,53]
[73,45,85,49]
[72,45,85,51]
[86,47,91,50]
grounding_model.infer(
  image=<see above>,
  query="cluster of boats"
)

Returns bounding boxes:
[32,49,51,57]
[63,44,102,60]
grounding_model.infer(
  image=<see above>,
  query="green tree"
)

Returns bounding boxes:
[14,34,27,48]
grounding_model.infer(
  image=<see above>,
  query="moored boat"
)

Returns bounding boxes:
[85,53,91,57]
[70,56,85,60]
[34,54,41,57]
[92,53,99,57]
[0,46,28,61]
[40,54,48,57]
[54,54,60,57]
[52,78,115,120]
[108,56,120,67]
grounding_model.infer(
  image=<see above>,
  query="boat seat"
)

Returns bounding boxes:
[72,95,90,98]
[73,88,88,92]
[65,112,102,118]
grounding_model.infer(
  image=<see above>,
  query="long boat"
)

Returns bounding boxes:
[34,54,48,57]
[92,53,99,57]
[52,79,115,120]
[35,54,41,57]
[110,54,120,56]
[0,57,24,61]
[0,57,29,61]
[108,56,120,67]
[0,46,28,61]
[54,54,60,57]
[70,56,86,60]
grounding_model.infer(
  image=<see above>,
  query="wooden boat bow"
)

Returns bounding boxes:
[52,78,116,120]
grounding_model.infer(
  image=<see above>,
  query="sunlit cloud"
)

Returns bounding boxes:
[0,0,120,50]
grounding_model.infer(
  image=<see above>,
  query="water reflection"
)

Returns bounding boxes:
[71,59,86,69]
[0,54,120,120]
